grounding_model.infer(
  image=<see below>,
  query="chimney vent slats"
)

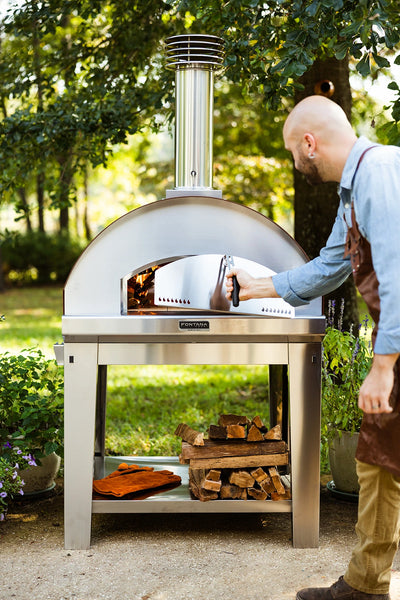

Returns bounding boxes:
[165,34,225,195]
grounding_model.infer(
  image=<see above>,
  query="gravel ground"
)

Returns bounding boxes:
[1,482,399,600]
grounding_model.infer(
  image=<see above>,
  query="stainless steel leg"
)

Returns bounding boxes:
[64,342,98,550]
[288,342,321,548]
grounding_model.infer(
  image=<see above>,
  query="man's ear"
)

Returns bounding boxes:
[304,133,316,155]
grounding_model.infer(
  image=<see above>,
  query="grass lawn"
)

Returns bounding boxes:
[0,286,64,356]
[0,286,270,456]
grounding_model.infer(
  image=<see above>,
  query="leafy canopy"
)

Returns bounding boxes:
[0,0,399,208]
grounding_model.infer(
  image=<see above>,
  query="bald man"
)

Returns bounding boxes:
[226,95,400,600]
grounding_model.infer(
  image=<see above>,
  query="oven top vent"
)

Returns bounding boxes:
[165,34,225,196]
[165,34,225,70]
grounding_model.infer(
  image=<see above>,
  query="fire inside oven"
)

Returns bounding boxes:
[125,259,203,313]
[125,262,187,314]
[126,266,160,312]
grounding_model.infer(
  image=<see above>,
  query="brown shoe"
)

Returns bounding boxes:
[296,576,390,600]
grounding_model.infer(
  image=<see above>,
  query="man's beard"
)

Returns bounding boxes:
[298,155,323,186]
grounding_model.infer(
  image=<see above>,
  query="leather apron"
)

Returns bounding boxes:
[343,151,400,477]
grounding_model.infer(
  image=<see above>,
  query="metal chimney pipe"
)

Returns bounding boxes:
[165,34,224,196]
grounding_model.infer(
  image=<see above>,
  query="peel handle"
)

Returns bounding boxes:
[232,275,240,307]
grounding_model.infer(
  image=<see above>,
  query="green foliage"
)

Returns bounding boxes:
[178,0,400,112]
[377,78,400,145]
[1,0,400,235]
[2,0,400,187]
[320,306,373,471]
[0,0,174,212]
[213,82,293,221]
[1,230,85,285]
[0,349,64,458]
[214,154,293,222]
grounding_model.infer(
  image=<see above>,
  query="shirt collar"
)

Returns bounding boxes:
[340,136,375,190]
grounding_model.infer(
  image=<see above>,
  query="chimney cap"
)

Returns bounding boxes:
[165,34,225,70]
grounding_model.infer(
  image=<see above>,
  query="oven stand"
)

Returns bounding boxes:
[63,340,321,550]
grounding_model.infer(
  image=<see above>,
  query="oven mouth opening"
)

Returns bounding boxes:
[121,257,202,315]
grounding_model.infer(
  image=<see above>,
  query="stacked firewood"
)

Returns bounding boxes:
[175,414,291,502]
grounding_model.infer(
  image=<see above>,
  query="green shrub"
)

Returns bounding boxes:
[0,349,64,459]
[1,230,85,285]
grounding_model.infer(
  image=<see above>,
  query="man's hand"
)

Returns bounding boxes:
[359,353,399,414]
[225,269,279,302]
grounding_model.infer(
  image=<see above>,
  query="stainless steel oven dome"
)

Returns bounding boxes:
[64,195,321,318]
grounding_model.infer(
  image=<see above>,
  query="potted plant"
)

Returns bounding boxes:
[0,348,64,493]
[321,302,372,495]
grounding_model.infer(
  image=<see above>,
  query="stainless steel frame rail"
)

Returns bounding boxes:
[60,314,324,550]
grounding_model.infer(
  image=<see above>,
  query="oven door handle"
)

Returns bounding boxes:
[224,255,240,307]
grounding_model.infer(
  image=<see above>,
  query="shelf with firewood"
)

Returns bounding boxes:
[92,413,291,513]
[176,414,290,502]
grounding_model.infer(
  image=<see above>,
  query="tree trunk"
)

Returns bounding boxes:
[58,13,73,234]
[58,152,74,232]
[37,172,45,232]
[17,188,32,232]
[83,163,92,241]
[294,56,359,331]
[33,14,46,234]
[59,206,69,231]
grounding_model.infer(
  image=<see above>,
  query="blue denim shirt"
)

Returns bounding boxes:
[273,136,400,355]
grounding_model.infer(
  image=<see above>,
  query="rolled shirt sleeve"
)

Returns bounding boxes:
[272,210,352,306]
[273,137,400,356]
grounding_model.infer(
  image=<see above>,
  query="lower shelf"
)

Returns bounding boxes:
[92,456,292,514]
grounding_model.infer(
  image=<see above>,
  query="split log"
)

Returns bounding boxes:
[268,467,286,494]
[229,471,255,488]
[206,469,221,481]
[260,477,275,495]
[270,491,282,501]
[220,484,247,500]
[248,487,268,501]
[250,467,268,484]
[200,469,222,492]
[218,414,249,427]
[264,424,282,441]
[251,415,266,431]
[247,424,264,442]
[189,453,288,470]
[178,454,190,465]
[202,479,222,492]
[208,424,227,440]
[271,488,291,500]
[175,423,204,446]
[180,440,287,460]
[226,424,246,439]
[189,468,218,501]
